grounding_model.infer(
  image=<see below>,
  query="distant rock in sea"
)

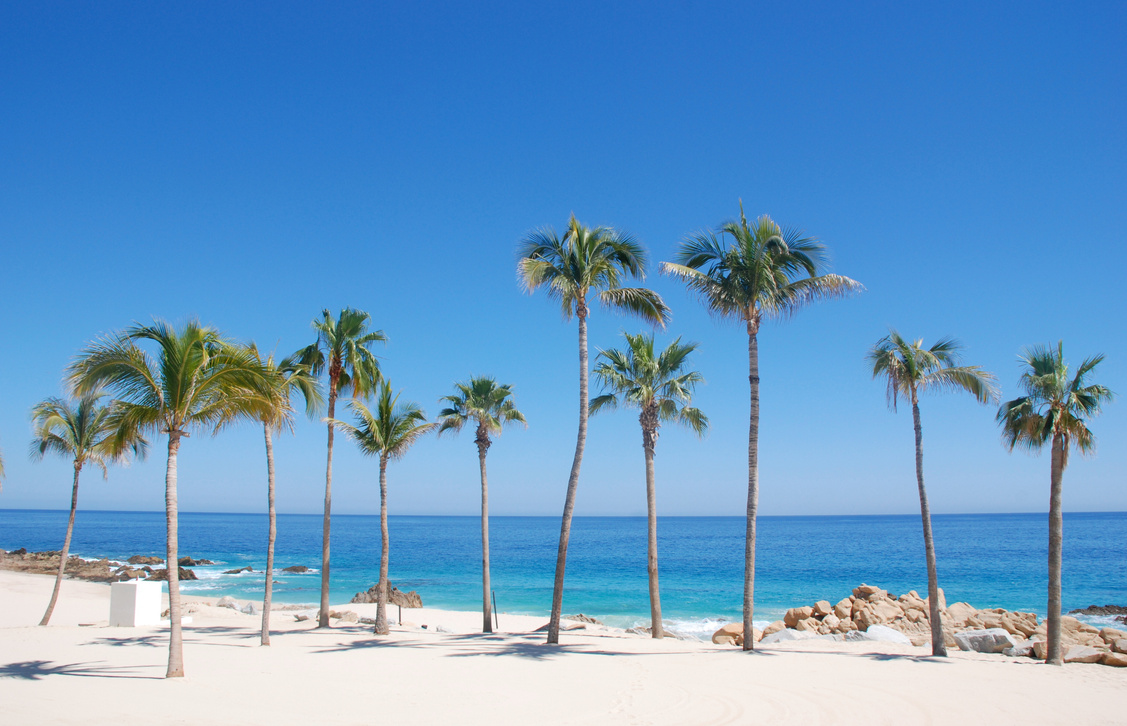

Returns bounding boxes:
[1069,604,1127,617]
[282,565,310,573]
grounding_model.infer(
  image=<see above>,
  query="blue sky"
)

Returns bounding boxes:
[1,1,1124,517]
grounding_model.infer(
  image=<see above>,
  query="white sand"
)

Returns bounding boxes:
[1,570,1124,725]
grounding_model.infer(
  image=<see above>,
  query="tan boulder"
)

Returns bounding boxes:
[923,588,947,611]
[784,606,814,628]
[1101,652,1127,667]
[795,617,820,632]
[1099,627,1127,645]
[833,597,853,620]
[812,600,833,618]
[1001,612,1038,638]
[853,584,883,599]
[898,592,927,613]
[945,602,977,626]
[855,600,902,630]
[1061,616,1099,636]
[1115,639,1127,655]
[835,617,858,633]
[762,620,786,637]
[712,623,745,646]
[821,613,841,631]
[1064,645,1105,664]
[905,609,926,623]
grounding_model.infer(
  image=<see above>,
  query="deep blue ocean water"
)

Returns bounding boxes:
[2,510,1124,635]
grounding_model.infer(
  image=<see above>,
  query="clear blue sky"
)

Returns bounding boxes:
[2,2,1123,517]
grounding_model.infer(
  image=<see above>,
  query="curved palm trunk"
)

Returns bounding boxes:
[165,433,185,678]
[375,456,390,635]
[743,321,760,651]
[547,304,589,645]
[1046,432,1065,665]
[643,423,663,638]
[261,424,276,646]
[39,463,82,626]
[911,392,947,656]
[478,437,493,633]
[319,380,338,628]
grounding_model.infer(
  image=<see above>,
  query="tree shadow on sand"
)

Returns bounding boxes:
[0,660,161,681]
[313,633,679,660]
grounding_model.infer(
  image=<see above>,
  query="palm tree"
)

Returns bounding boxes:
[997,342,1113,665]
[239,346,322,646]
[518,214,670,644]
[332,382,436,634]
[297,308,386,628]
[868,330,998,656]
[437,377,527,633]
[663,204,862,651]
[590,333,708,638]
[69,320,273,678]
[30,392,147,626]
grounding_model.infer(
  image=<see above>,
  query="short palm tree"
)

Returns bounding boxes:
[663,204,862,650]
[30,392,147,626]
[997,342,1113,665]
[297,308,385,628]
[869,330,998,656]
[239,346,322,646]
[332,382,436,634]
[518,214,670,644]
[591,333,708,638]
[437,377,527,633]
[69,320,273,678]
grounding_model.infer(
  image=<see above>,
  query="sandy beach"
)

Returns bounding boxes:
[1,570,1124,725]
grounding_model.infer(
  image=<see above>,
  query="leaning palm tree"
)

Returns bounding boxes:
[518,214,670,644]
[663,204,862,651]
[238,346,322,646]
[437,377,527,633]
[332,382,436,635]
[590,333,708,638]
[297,308,385,628]
[997,342,1113,665]
[69,320,273,678]
[868,330,998,656]
[31,392,147,626]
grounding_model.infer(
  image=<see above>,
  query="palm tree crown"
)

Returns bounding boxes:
[591,333,709,445]
[438,377,527,450]
[298,308,386,398]
[998,342,1113,464]
[30,392,147,473]
[870,330,999,409]
[335,382,437,462]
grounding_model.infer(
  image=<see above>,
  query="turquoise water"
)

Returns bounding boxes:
[2,510,1125,634]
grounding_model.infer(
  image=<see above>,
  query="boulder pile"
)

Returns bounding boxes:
[711,583,1127,668]
[0,549,210,583]
[350,583,423,608]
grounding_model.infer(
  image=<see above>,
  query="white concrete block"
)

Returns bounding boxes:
[109,580,163,627]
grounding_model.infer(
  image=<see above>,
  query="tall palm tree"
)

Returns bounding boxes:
[69,320,273,678]
[590,333,708,638]
[518,214,670,644]
[437,377,527,633]
[997,342,1113,665]
[239,346,322,646]
[297,308,385,628]
[868,330,998,656]
[663,204,862,651]
[332,382,436,635]
[30,392,147,626]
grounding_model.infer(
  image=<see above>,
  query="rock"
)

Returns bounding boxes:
[294,613,311,622]
[1099,628,1127,645]
[11,548,27,555]
[812,600,833,618]
[338,610,359,623]
[760,628,821,644]
[1115,639,1127,655]
[114,568,146,581]
[1064,645,1105,664]
[945,602,977,626]
[898,592,927,614]
[223,566,254,574]
[1001,612,1038,638]
[954,628,1016,654]
[762,620,786,637]
[629,626,687,640]
[567,614,603,625]
[795,617,820,632]
[853,584,883,599]
[178,557,213,567]
[350,583,423,608]
[282,565,310,573]
[1003,640,1036,658]
[145,567,197,581]
[127,555,163,565]
[240,602,262,615]
[217,596,240,610]
[821,613,841,631]
[783,606,814,627]
[856,624,913,645]
[712,623,745,646]
[1068,605,1127,617]
[1101,652,1127,667]
[854,600,902,630]
[833,597,853,620]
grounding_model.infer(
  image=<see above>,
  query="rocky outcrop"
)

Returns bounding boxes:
[1068,604,1127,617]
[145,567,198,581]
[710,623,761,646]
[282,565,310,573]
[178,557,214,566]
[568,614,603,625]
[350,583,423,608]
[954,628,1016,653]
[224,566,254,574]
[128,555,164,565]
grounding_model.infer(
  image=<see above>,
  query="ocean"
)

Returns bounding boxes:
[2,510,1125,637]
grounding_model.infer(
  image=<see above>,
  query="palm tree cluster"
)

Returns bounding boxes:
[14,205,1113,680]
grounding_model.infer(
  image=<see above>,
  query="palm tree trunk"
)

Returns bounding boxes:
[1046,432,1065,665]
[547,304,589,644]
[39,463,81,626]
[643,427,663,638]
[479,442,493,634]
[375,456,390,635]
[261,424,276,646]
[165,432,185,678]
[911,392,947,656]
[319,382,338,628]
[743,321,760,651]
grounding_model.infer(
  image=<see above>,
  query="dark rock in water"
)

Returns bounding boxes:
[113,566,147,580]
[350,583,423,608]
[178,557,214,567]
[282,565,310,573]
[142,566,154,573]
[146,567,198,581]
[11,548,28,555]
[1117,615,1127,626]
[568,613,603,625]
[128,555,164,565]
[1069,605,1127,617]
[224,566,254,574]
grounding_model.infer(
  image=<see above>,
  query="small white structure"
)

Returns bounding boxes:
[109,580,163,627]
